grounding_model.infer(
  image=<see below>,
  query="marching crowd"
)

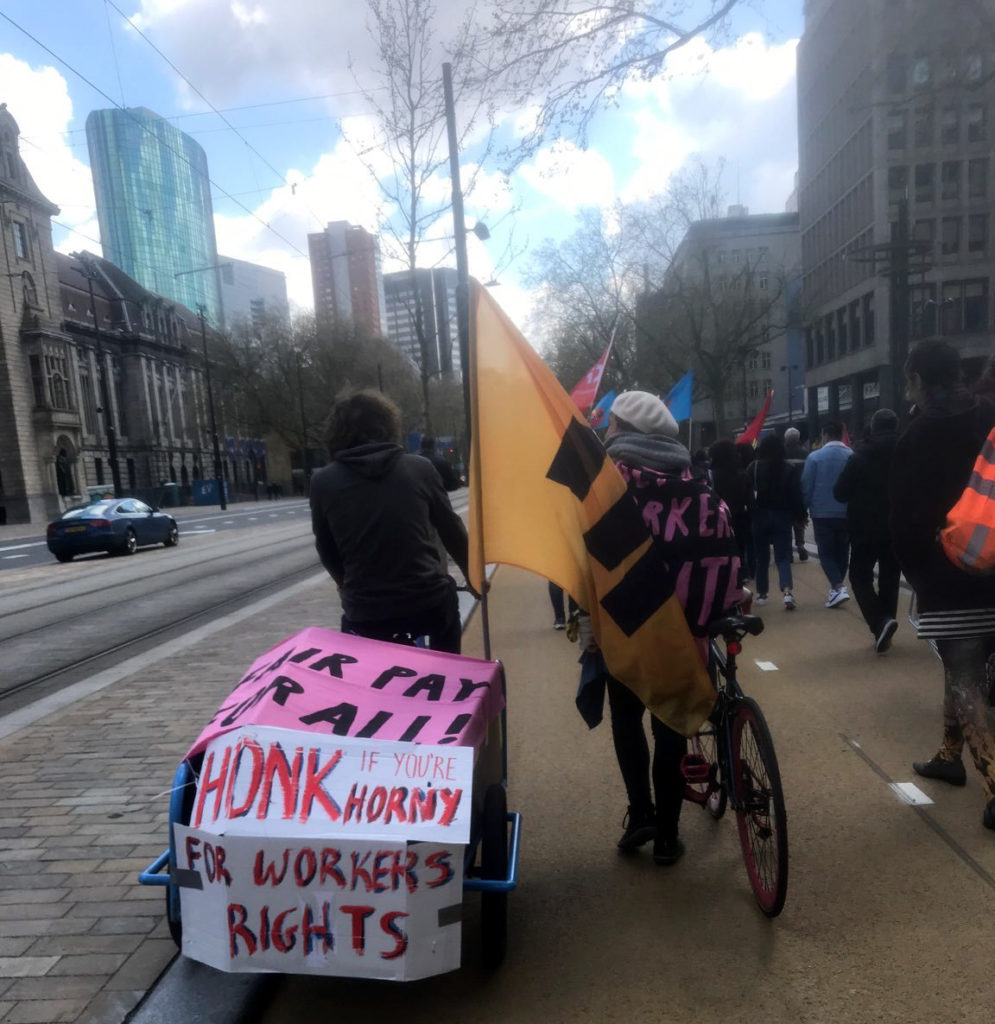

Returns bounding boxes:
[305,340,995,871]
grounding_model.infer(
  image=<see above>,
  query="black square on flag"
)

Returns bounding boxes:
[599,547,675,637]
[584,494,646,570]
[546,419,605,501]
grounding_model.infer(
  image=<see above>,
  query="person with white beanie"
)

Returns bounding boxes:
[578,390,742,866]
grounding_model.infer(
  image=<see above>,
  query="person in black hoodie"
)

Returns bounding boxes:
[310,390,472,653]
[890,341,995,829]
[708,439,755,585]
[833,408,901,653]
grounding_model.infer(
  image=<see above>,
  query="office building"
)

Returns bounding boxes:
[308,221,386,335]
[383,267,461,378]
[218,256,289,333]
[639,210,802,446]
[797,0,994,431]
[86,106,224,327]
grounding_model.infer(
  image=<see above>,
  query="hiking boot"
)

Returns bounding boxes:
[875,618,898,653]
[913,754,967,787]
[783,591,796,611]
[984,799,995,831]
[653,835,685,866]
[617,806,656,851]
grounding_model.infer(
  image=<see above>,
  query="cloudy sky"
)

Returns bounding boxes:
[0,0,803,334]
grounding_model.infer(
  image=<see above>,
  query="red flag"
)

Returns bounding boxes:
[842,423,851,446]
[736,389,774,446]
[569,338,614,414]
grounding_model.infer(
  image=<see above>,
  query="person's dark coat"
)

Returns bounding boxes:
[751,458,806,521]
[833,430,898,544]
[890,394,995,614]
[310,442,468,621]
[419,450,461,491]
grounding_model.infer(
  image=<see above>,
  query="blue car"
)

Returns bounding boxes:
[47,498,179,562]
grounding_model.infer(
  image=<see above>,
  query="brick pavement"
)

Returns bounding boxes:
[0,569,340,1024]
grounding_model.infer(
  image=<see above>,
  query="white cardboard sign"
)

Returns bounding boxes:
[191,725,473,844]
[175,825,464,980]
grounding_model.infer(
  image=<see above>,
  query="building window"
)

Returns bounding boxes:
[941,161,961,200]
[967,103,987,143]
[12,221,28,260]
[826,313,836,361]
[913,106,933,147]
[968,158,989,198]
[748,351,759,370]
[911,283,937,338]
[863,293,875,344]
[888,165,908,202]
[806,328,814,369]
[849,299,861,348]
[29,354,45,407]
[968,215,988,254]
[762,378,772,395]
[761,350,771,370]
[749,380,760,399]
[914,164,935,203]
[914,219,936,251]
[941,107,960,145]
[963,280,989,332]
[887,110,907,150]
[837,308,848,355]
[941,216,961,255]
[94,458,104,486]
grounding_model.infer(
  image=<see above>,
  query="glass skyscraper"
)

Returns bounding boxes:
[86,107,223,326]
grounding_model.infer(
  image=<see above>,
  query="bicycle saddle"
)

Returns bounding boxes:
[705,614,765,639]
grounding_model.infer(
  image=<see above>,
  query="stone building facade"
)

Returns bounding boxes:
[0,103,220,526]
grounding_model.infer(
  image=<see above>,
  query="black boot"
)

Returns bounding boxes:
[617,805,656,851]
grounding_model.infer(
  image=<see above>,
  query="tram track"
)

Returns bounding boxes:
[0,560,323,709]
[0,524,312,641]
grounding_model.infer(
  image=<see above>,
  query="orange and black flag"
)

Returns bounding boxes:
[466,280,714,737]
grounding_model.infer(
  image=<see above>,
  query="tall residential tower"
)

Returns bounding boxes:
[308,221,386,335]
[86,107,224,327]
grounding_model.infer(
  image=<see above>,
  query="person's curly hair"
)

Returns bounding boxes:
[325,390,402,456]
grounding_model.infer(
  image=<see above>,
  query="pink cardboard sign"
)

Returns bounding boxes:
[187,629,504,760]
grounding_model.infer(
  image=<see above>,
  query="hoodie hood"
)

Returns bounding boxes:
[334,441,404,479]
[605,431,691,475]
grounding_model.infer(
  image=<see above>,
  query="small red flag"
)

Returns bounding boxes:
[569,339,614,414]
[736,390,774,446]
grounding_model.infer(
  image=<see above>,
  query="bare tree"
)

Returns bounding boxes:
[488,0,743,154]
[637,249,786,437]
[346,0,503,429]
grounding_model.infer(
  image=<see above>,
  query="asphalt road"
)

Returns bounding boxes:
[258,561,995,1024]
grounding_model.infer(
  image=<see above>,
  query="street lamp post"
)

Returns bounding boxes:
[196,305,227,511]
[78,257,122,497]
[780,363,799,426]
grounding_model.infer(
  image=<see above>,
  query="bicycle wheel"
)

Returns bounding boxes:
[730,698,788,917]
[687,730,727,820]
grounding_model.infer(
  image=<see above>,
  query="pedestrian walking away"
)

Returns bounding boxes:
[575,390,742,868]
[801,420,853,608]
[784,426,810,560]
[749,433,806,611]
[890,341,995,829]
[833,408,902,652]
[418,434,462,492]
[709,439,756,586]
[310,390,475,654]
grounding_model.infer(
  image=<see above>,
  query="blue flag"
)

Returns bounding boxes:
[588,389,616,430]
[664,371,694,422]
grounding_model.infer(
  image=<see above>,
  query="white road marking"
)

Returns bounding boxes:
[3,554,29,560]
[890,782,934,806]
[754,660,779,671]
[182,528,217,535]
[0,542,46,553]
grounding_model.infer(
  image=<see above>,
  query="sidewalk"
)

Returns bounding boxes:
[0,567,336,1023]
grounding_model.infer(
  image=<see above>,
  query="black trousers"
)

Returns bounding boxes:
[341,579,462,654]
[848,538,901,637]
[606,676,687,840]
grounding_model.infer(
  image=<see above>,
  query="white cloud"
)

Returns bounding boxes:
[0,56,98,250]
[517,141,616,212]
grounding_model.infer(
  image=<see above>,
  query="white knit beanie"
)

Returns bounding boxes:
[611,390,679,437]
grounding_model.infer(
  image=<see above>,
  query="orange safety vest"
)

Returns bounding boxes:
[941,426,995,574]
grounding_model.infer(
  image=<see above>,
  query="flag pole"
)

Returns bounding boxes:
[443,61,491,659]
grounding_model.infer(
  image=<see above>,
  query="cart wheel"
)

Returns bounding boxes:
[480,783,508,969]
[165,885,182,949]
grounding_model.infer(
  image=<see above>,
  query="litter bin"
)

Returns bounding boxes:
[159,482,180,507]
[192,479,228,506]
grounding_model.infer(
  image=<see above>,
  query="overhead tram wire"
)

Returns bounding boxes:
[104,0,327,231]
[0,10,309,261]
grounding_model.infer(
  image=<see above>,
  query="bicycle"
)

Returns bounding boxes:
[682,610,789,917]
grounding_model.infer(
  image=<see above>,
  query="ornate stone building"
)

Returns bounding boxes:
[0,103,219,526]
